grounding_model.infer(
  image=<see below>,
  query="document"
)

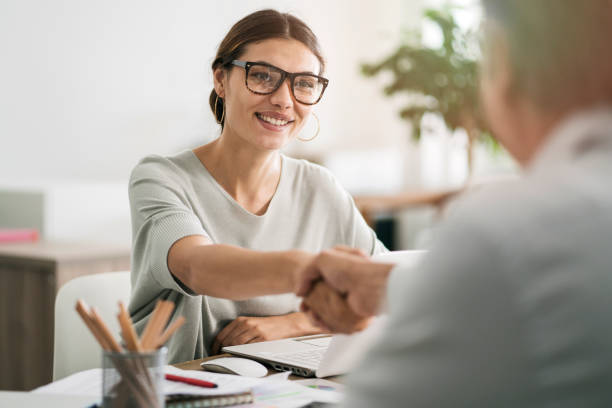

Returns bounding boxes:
[34,366,259,397]
[34,366,343,407]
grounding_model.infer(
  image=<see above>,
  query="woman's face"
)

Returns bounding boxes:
[214,38,321,151]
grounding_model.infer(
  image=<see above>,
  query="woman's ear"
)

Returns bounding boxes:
[213,67,227,98]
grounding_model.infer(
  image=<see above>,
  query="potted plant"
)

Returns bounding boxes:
[361,6,495,175]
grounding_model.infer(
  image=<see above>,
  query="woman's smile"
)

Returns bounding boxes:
[255,111,295,131]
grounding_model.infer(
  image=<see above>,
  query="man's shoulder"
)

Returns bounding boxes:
[452,167,612,240]
[446,174,580,237]
[444,179,538,237]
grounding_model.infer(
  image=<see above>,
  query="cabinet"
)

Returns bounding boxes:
[0,242,130,390]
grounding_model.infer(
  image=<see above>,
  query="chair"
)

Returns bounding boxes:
[53,271,131,380]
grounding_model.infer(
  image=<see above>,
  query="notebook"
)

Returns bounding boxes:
[165,390,253,407]
[34,365,258,405]
[223,250,426,377]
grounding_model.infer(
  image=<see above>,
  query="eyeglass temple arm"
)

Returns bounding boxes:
[230,60,247,68]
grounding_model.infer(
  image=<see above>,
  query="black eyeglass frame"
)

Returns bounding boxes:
[229,60,329,105]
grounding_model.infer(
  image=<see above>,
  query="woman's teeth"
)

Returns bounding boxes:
[258,114,289,126]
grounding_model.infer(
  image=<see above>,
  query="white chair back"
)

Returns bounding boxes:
[53,271,131,380]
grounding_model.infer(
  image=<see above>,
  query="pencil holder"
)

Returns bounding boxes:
[102,347,167,408]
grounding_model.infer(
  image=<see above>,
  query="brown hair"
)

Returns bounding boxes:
[482,0,612,111]
[209,9,325,127]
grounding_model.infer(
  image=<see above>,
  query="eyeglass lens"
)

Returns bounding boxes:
[247,64,324,104]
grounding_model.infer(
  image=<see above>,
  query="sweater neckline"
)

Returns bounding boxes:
[186,150,287,219]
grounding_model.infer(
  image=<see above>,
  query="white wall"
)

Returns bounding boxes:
[0,0,423,185]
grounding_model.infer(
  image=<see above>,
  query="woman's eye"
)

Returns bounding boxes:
[251,72,272,82]
[296,79,316,89]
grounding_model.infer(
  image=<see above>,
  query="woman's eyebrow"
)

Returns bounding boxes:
[252,60,316,75]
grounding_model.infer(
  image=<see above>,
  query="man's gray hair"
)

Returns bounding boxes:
[482,0,612,111]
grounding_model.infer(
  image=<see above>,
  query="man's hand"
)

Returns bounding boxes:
[301,281,371,334]
[210,312,324,354]
[295,247,394,318]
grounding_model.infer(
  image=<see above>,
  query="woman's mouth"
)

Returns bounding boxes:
[256,113,293,130]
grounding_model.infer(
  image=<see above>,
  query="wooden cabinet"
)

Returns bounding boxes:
[0,242,130,391]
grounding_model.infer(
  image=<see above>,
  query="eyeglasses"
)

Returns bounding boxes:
[230,60,329,105]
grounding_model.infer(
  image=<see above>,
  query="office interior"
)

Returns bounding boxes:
[0,0,517,394]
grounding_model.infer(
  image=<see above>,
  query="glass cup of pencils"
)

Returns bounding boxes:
[75,299,186,408]
[102,347,167,408]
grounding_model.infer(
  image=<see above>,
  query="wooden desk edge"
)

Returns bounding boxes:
[354,188,462,213]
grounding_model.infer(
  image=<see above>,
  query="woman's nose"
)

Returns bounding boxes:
[269,79,293,109]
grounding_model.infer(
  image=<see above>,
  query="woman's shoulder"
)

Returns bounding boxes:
[130,150,200,182]
[282,155,348,200]
[282,155,338,184]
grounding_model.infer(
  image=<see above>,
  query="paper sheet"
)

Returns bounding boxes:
[33,368,102,397]
[249,379,343,407]
[164,365,262,395]
[33,365,343,407]
[34,365,261,398]
[294,378,345,393]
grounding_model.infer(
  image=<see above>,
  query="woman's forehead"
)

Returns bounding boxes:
[240,38,321,74]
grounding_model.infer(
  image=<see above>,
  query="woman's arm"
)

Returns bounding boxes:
[169,236,324,352]
[168,235,313,299]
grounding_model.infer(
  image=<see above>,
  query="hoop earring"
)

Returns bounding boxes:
[214,94,225,124]
[298,112,320,142]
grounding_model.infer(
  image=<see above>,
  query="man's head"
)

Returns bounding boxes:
[480,1,612,164]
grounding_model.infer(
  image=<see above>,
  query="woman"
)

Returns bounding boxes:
[128,9,386,363]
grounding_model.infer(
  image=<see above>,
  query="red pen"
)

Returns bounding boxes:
[165,373,218,388]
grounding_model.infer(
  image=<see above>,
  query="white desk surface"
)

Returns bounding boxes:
[0,391,96,407]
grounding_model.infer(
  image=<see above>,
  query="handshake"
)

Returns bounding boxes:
[294,247,394,334]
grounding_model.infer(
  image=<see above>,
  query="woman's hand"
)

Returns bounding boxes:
[301,281,371,334]
[210,312,326,355]
[296,246,391,318]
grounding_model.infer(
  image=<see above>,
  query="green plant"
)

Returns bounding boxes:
[361,6,496,163]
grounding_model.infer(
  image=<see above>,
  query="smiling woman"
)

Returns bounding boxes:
[127,9,387,363]
[210,37,323,152]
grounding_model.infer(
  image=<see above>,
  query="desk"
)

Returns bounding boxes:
[175,353,293,378]
[354,188,461,227]
[174,354,342,383]
[13,355,342,407]
[0,391,95,408]
[0,241,130,391]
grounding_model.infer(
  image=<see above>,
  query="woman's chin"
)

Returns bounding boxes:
[256,137,290,151]
[251,130,294,151]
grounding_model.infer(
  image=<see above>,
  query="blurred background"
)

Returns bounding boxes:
[0,0,517,249]
[0,0,521,391]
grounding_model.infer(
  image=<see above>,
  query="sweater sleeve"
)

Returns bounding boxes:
[323,165,388,255]
[128,156,209,297]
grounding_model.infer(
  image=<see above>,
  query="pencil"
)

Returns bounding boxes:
[90,307,122,352]
[140,300,164,350]
[155,316,186,348]
[165,373,217,388]
[118,301,142,352]
[75,300,110,351]
[75,300,155,407]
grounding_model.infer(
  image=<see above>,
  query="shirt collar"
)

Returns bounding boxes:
[529,105,612,174]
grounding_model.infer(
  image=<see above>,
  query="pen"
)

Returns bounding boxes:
[165,373,218,388]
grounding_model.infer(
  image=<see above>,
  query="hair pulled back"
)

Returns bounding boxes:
[209,9,325,127]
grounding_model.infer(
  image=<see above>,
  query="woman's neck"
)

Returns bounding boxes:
[193,134,282,215]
